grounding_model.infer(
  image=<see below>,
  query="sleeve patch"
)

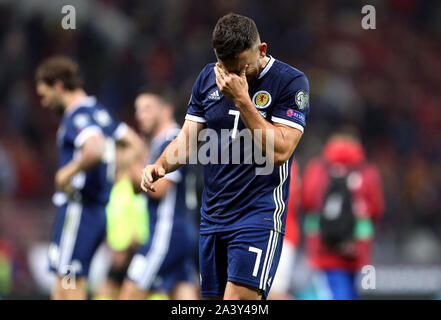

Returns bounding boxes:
[295,90,309,110]
[286,109,306,123]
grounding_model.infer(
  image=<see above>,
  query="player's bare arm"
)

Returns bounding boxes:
[214,63,303,166]
[141,119,205,193]
[55,134,105,193]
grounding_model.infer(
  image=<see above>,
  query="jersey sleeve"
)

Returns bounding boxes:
[271,73,310,133]
[185,67,207,123]
[112,122,129,141]
[66,110,104,148]
[93,107,128,142]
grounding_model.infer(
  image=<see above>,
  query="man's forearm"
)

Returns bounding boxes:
[154,136,188,174]
[154,120,203,173]
[234,96,284,155]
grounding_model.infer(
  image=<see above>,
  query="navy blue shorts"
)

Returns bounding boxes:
[126,221,198,293]
[199,228,283,299]
[48,200,107,278]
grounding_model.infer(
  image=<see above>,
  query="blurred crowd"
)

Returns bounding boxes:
[0,0,440,296]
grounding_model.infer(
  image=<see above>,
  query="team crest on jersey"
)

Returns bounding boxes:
[252,91,272,109]
[295,90,309,110]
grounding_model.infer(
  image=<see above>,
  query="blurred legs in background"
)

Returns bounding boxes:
[94,177,149,300]
[268,241,297,300]
[323,270,357,300]
[52,277,88,300]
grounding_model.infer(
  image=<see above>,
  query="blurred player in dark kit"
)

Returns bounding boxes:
[35,56,142,299]
[119,90,199,300]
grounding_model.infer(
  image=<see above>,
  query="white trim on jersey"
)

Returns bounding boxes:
[57,201,82,275]
[74,125,103,148]
[64,96,97,117]
[185,114,206,123]
[263,231,279,291]
[271,116,304,133]
[258,56,276,79]
[280,162,289,232]
[273,162,289,233]
[259,230,274,290]
[260,161,290,290]
[113,122,129,141]
[137,185,177,290]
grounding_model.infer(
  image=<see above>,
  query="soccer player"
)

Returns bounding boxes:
[35,56,143,300]
[140,13,310,300]
[119,90,199,300]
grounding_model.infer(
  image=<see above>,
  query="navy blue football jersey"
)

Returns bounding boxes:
[185,56,310,235]
[53,96,128,206]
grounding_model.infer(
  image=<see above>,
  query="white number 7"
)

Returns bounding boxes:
[248,246,262,277]
[228,109,240,139]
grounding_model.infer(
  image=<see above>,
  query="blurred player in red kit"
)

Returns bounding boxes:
[300,130,384,300]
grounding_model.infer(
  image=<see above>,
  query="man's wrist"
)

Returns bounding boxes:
[155,159,169,174]
[233,94,252,110]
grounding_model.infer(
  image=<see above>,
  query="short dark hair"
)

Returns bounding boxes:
[212,13,260,61]
[35,56,83,90]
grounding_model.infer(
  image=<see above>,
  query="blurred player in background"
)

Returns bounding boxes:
[93,137,149,300]
[300,129,384,300]
[35,56,143,300]
[119,90,199,300]
[140,13,310,300]
[268,161,301,300]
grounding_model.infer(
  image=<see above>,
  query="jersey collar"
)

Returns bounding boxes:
[64,96,97,117]
[258,55,275,80]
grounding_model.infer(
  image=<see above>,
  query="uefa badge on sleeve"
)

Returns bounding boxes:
[295,90,309,110]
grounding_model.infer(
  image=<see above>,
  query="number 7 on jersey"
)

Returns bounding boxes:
[248,246,262,277]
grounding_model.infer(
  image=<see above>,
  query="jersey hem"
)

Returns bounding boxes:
[185,113,206,123]
[271,116,304,133]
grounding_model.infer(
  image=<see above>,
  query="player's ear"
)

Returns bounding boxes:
[53,79,65,92]
[258,43,267,58]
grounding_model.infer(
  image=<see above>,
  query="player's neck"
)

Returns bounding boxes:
[259,56,270,74]
[63,89,87,113]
